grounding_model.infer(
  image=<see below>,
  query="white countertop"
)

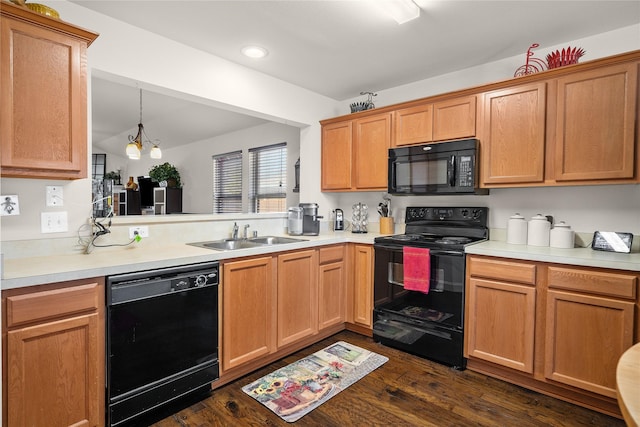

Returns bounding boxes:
[1,233,375,290]
[3,235,639,291]
[466,240,640,272]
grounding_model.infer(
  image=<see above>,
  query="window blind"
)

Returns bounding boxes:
[249,143,287,213]
[213,150,242,213]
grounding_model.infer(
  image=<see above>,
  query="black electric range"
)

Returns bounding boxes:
[372,207,488,369]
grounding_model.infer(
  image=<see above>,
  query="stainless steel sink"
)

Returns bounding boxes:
[188,236,307,251]
[249,236,307,245]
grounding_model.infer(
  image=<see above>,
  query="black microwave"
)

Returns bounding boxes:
[388,139,488,195]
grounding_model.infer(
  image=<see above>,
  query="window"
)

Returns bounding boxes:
[92,153,106,180]
[213,150,242,213]
[249,143,287,213]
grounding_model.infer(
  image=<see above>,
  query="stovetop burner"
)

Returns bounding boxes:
[374,206,489,249]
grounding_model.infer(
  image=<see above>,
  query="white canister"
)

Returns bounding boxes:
[550,221,575,249]
[527,214,551,246]
[507,213,528,245]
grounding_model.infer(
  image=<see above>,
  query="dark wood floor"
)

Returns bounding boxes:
[148,331,624,427]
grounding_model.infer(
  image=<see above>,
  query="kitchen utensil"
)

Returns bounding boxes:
[550,221,575,248]
[506,213,528,245]
[527,214,551,246]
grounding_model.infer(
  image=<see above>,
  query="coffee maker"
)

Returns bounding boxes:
[299,203,323,235]
[334,208,344,231]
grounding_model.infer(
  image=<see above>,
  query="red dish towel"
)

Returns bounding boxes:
[403,246,431,294]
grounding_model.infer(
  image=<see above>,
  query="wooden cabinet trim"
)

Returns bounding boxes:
[548,266,637,299]
[6,282,99,328]
[468,256,537,285]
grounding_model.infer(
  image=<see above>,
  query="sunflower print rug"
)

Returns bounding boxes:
[242,341,388,422]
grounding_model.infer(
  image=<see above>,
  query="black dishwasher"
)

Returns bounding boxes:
[106,261,219,426]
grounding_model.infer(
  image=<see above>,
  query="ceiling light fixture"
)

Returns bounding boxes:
[241,45,268,59]
[379,0,421,24]
[126,89,162,160]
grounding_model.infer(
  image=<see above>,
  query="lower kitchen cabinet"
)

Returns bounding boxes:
[277,249,318,347]
[544,267,635,398]
[465,255,639,417]
[318,245,346,331]
[222,256,277,371]
[3,278,105,427]
[348,244,375,331]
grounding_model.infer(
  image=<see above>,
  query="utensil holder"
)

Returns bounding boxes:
[380,217,394,235]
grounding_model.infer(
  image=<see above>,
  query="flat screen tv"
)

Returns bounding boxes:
[137,176,158,208]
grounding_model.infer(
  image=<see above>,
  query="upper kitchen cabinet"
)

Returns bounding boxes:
[480,52,640,188]
[321,112,391,192]
[480,82,547,185]
[392,95,476,147]
[553,63,638,183]
[0,2,98,180]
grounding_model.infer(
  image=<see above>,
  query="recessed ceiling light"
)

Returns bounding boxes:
[241,45,268,59]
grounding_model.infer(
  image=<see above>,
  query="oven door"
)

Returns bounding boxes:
[373,243,466,368]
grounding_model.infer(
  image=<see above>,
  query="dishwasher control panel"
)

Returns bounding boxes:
[107,261,219,305]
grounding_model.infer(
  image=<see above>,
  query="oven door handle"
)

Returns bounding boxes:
[373,245,464,257]
[426,249,464,257]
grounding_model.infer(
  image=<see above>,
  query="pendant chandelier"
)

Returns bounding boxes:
[126,89,162,160]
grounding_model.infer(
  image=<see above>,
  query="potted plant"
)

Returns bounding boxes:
[149,162,182,188]
[104,170,121,185]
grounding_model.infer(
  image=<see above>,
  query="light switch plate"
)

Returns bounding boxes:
[41,212,68,233]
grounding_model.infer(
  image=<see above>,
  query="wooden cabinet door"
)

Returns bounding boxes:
[222,257,277,371]
[480,83,547,185]
[277,250,318,347]
[4,279,104,427]
[353,113,391,190]
[392,103,433,147]
[318,260,346,330]
[466,278,536,373]
[321,121,353,190]
[352,244,374,328]
[545,290,634,398]
[0,6,97,179]
[554,63,638,182]
[8,314,101,427]
[433,95,476,141]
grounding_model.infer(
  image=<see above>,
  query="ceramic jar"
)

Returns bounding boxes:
[527,214,551,246]
[507,213,528,245]
[550,221,575,248]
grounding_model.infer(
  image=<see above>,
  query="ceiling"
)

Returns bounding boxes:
[75,0,640,154]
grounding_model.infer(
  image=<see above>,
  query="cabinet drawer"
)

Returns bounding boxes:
[547,267,637,299]
[468,257,536,285]
[319,245,345,265]
[6,282,100,328]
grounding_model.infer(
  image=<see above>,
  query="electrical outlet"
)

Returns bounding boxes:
[129,226,149,238]
[46,186,64,207]
[41,211,68,233]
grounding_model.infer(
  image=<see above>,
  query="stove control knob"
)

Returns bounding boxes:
[472,209,482,219]
[461,209,469,217]
[195,274,208,286]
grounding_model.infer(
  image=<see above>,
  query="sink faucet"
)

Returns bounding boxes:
[232,222,239,239]
[243,224,250,239]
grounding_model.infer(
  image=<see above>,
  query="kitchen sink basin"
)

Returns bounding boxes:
[188,236,307,251]
[249,236,307,245]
